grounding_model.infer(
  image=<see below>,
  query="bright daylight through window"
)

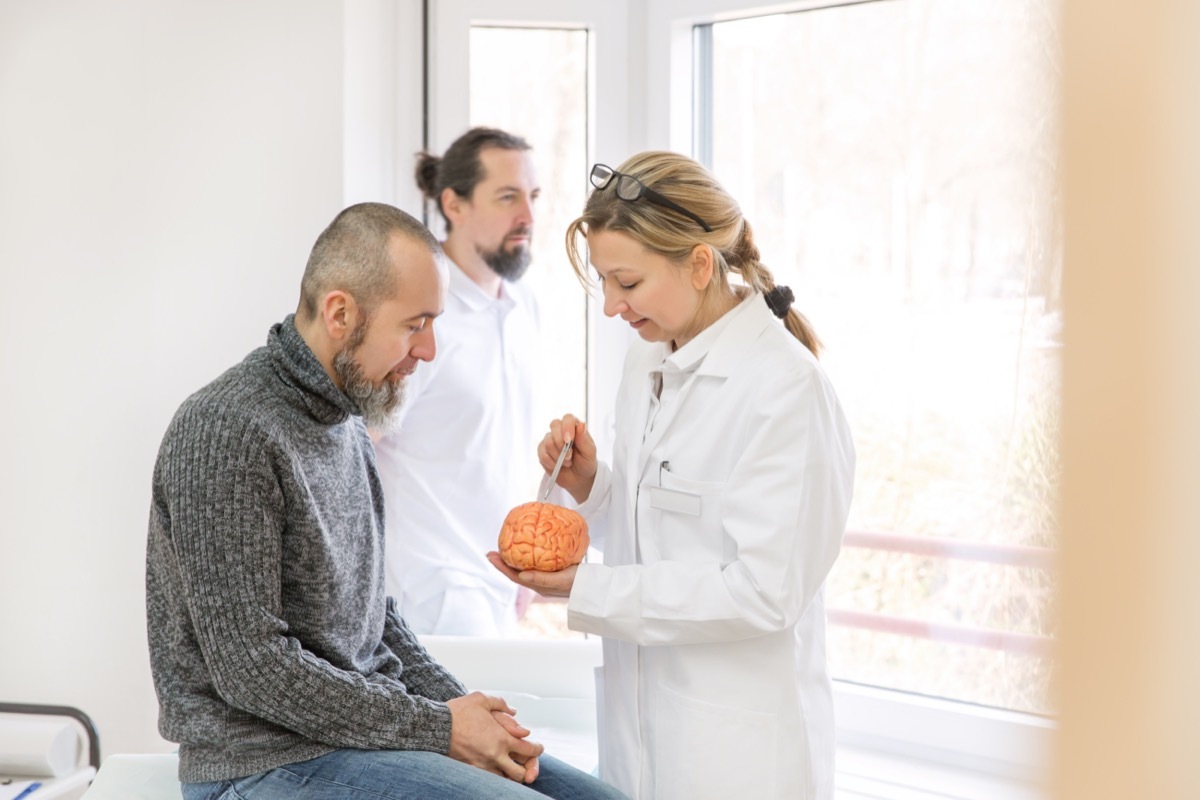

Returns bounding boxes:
[470,25,590,639]
[705,0,1062,714]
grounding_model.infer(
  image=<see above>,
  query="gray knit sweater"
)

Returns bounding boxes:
[146,316,466,783]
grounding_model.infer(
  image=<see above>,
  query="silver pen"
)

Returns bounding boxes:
[540,440,574,502]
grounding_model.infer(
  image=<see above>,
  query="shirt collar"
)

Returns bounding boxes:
[447,259,517,313]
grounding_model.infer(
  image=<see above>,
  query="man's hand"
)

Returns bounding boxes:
[492,709,540,783]
[486,553,577,599]
[446,692,544,784]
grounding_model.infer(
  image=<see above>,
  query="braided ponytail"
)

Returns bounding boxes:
[725,220,823,357]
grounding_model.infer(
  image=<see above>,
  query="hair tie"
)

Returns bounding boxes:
[764,285,794,319]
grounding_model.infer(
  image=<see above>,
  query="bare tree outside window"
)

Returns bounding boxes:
[710,0,1062,714]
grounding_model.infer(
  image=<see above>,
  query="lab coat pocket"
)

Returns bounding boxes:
[654,684,777,800]
[648,471,726,562]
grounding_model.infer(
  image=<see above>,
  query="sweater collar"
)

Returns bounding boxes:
[267,315,360,425]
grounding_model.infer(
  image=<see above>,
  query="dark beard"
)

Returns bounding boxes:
[480,238,532,281]
[332,319,406,430]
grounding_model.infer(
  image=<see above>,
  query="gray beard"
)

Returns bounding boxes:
[481,242,532,281]
[333,322,407,431]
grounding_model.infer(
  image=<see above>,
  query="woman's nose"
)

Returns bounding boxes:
[602,290,627,318]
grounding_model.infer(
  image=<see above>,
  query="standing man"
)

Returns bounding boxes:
[374,127,543,636]
[146,203,623,800]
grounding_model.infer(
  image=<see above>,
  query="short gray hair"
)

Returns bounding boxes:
[298,202,440,321]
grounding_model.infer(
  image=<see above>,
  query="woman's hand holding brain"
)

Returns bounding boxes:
[497,501,589,571]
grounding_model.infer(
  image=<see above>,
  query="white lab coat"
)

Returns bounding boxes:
[567,293,855,800]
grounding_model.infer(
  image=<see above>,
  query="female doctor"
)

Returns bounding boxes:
[488,151,855,800]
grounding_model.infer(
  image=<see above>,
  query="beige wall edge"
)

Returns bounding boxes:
[1055,2,1200,798]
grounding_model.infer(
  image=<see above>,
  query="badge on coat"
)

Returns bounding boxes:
[648,485,702,516]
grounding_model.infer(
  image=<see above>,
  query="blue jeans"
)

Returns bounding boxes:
[181,749,627,800]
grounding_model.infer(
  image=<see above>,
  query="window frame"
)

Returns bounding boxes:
[342,0,425,215]
[427,0,635,463]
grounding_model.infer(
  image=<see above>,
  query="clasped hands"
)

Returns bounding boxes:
[447,691,544,784]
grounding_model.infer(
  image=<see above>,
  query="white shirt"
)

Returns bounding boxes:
[373,262,541,633]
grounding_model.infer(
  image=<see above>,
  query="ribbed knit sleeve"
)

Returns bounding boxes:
[381,599,467,702]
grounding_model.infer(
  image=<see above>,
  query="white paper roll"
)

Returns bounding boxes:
[0,714,80,777]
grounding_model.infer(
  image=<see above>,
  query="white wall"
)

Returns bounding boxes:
[0,0,347,754]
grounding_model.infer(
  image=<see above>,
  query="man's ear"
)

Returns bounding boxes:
[320,290,357,342]
[689,243,715,291]
[441,187,468,229]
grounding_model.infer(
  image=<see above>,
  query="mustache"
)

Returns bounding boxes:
[507,226,532,239]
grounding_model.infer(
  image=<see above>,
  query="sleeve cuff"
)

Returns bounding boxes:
[567,562,611,636]
[574,463,612,519]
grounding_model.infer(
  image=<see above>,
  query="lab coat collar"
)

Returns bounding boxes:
[632,294,772,482]
[689,292,774,378]
[658,295,743,376]
[447,259,518,313]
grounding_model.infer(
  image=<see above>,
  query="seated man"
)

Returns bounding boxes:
[145,202,624,800]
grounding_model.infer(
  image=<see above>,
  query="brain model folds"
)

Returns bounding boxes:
[498,501,590,572]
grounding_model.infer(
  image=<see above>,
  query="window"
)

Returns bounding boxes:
[469,24,591,639]
[469,26,590,438]
[701,0,1062,715]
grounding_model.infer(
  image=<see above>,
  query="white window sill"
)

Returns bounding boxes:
[834,681,1053,800]
[837,746,1045,800]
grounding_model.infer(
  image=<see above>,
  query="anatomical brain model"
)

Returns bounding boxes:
[498,501,590,572]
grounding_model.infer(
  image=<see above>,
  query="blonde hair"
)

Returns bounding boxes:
[565,151,821,356]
